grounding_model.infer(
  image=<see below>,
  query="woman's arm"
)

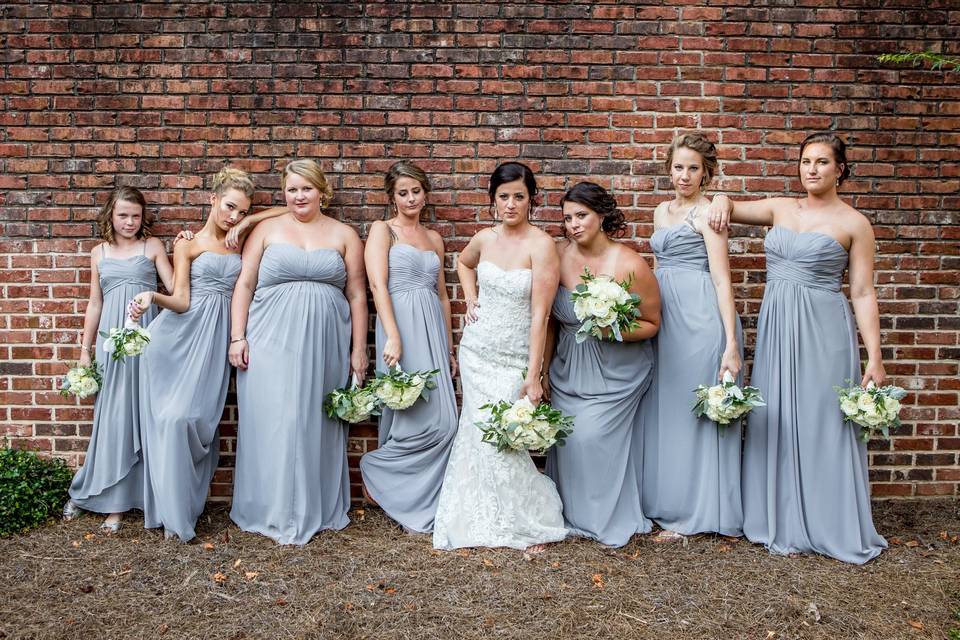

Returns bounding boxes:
[78,246,104,368]
[847,215,886,386]
[431,231,458,377]
[456,230,486,325]
[225,206,289,250]
[707,195,782,232]
[228,224,267,370]
[131,240,195,317]
[619,250,661,342]
[699,216,742,380]
[343,227,369,381]
[147,237,176,293]
[520,235,560,404]
[364,221,401,368]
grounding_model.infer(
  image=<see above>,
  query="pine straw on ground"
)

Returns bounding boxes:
[0,500,957,640]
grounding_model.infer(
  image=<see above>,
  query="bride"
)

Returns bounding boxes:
[433,162,567,552]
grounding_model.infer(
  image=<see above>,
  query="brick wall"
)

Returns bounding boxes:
[1,1,957,500]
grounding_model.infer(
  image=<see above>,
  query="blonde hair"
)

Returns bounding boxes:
[281,159,333,208]
[96,186,152,243]
[665,133,719,188]
[211,166,255,198]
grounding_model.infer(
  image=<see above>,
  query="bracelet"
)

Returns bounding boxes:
[230,337,247,344]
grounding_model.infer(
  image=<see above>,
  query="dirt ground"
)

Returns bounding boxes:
[0,499,957,640]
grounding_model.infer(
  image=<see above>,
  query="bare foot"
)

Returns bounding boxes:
[526,543,547,554]
[361,484,378,507]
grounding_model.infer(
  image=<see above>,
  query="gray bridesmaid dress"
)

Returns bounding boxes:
[359,244,457,533]
[69,244,157,513]
[641,221,745,536]
[230,244,352,545]
[545,287,655,547]
[742,226,887,564]
[140,252,241,542]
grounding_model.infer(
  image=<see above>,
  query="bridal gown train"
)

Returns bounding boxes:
[433,261,567,550]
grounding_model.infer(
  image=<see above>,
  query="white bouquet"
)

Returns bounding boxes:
[59,361,102,399]
[476,396,574,454]
[100,301,150,363]
[834,380,906,442]
[570,267,642,343]
[692,371,766,427]
[324,375,380,424]
[370,365,439,411]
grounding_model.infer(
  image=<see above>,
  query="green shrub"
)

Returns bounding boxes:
[0,448,74,537]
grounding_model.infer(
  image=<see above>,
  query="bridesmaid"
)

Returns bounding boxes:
[228,159,368,545]
[130,167,285,543]
[359,161,458,533]
[641,133,746,539]
[63,186,174,532]
[543,182,661,547]
[709,132,887,564]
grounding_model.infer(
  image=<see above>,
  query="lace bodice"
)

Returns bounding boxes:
[458,261,532,367]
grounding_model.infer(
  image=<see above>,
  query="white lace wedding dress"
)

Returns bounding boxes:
[433,261,568,550]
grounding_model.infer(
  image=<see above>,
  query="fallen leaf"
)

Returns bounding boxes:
[233,558,242,568]
[384,587,397,595]
[221,530,230,543]
[718,544,733,553]
[483,617,495,627]
[951,535,958,544]
[904,540,920,548]
[889,537,902,546]
[907,620,924,630]
[404,603,417,612]
[366,584,375,591]
[592,573,604,590]
[212,572,227,583]
[202,543,215,551]
[244,571,258,580]
[274,598,287,606]
[158,623,169,635]
[71,541,81,548]
[456,549,470,558]
[938,531,948,540]
[83,533,95,541]
[551,561,561,568]
[482,558,494,567]
[344,602,355,611]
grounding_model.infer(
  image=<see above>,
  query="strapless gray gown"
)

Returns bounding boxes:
[741,226,887,564]
[140,252,241,542]
[641,224,745,536]
[69,255,157,513]
[545,287,654,547]
[360,244,458,533]
[230,245,352,545]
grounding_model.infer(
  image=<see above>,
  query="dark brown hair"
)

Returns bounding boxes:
[665,133,719,188]
[560,181,626,238]
[96,186,151,243]
[799,132,850,186]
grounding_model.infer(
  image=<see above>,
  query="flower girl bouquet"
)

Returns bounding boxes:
[476,396,575,454]
[834,380,906,442]
[324,375,380,424]
[100,300,151,362]
[59,362,102,399]
[369,365,439,411]
[570,267,642,343]
[692,371,766,427]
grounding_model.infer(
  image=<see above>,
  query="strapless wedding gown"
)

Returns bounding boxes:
[432,262,567,550]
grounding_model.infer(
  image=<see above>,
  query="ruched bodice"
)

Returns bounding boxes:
[650,224,710,272]
[458,262,532,366]
[765,226,847,292]
[387,243,439,295]
[190,252,241,298]
[99,255,157,296]
[257,244,347,290]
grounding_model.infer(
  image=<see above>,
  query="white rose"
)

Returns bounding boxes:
[66,368,83,385]
[593,279,621,302]
[572,296,592,322]
[707,385,726,404]
[884,398,901,416]
[78,377,99,398]
[856,393,876,413]
[123,342,139,357]
[505,397,536,424]
[839,397,859,417]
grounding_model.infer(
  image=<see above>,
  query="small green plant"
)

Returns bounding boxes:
[947,608,960,640]
[876,51,960,72]
[0,448,73,537]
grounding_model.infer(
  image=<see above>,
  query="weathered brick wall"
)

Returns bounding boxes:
[1,1,957,500]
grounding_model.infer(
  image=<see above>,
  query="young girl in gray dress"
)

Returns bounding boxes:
[543,182,661,547]
[641,134,746,539]
[228,160,368,545]
[131,168,286,542]
[709,132,887,564]
[63,187,174,532]
[359,161,458,534]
